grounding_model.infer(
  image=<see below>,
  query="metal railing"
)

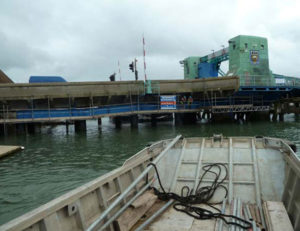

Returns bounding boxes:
[0,95,274,123]
[86,135,182,231]
[239,74,300,87]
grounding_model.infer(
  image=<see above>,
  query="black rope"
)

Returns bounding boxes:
[147,162,252,230]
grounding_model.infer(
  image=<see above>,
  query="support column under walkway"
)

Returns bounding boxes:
[174,112,197,125]
[74,120,87,132]
[130,115,139,128]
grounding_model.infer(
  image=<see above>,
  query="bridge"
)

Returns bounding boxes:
[0,77,240,134]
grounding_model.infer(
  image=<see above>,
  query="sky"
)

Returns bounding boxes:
[0,0,299,83]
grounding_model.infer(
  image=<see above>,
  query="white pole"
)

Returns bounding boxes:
[143,34,147,81]
[118,60,122,81]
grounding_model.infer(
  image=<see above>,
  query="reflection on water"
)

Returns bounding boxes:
[0,115,299,224]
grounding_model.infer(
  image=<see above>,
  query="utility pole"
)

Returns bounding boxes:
[134,58,138,81]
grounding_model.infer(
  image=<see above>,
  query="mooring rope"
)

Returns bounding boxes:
[147,162,252,230]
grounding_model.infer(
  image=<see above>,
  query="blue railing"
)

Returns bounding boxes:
[16,103,200,119]
[13,96,268,120]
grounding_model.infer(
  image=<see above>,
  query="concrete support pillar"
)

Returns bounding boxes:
[249,112,270,121]
[234,113,237,121]
[175,113,197,124]
[114,117,122,129]
[0,124,6,136]
[202,110,209,119]
[6,124,16,135]
[26,123,42,134]
[211,113,234,123]
[208,112,212,120]
[175,113,183,125]
[27,123,36,134]
[66,121,69,134]
[279,113,284,122]
[196,112,201,121]
[35,123,42,133]
[16,123,26,135]
[74,120,87,132]
[271,113,278,121]
[130,114,139,128]
[245,113,250,122]
[183,113,197,124]
[151,114,157,127]
[237,113,244,121]
[243,113,247,122]
[98,118,102,128]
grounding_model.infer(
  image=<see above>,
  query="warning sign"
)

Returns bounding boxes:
[160,95,176,110]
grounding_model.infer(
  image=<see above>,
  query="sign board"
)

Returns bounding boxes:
[250,50,259,65]
[160,95,176,110]
[275,78,285,84]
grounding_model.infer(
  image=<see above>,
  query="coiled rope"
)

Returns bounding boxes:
[148,162,252,229]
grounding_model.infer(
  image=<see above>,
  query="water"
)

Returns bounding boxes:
[0,115,299,225]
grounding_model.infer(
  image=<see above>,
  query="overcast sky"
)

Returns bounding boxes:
[0,0,299,83]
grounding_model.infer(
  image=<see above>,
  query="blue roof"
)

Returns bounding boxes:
[29,76,67,83]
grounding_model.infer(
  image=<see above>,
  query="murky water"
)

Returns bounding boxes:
[0,115,299,225]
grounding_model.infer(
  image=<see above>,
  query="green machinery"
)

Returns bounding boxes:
[227,35,274,86]
[181,35,279,86]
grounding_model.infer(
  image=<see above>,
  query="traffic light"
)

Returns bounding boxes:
[129,62,134,72]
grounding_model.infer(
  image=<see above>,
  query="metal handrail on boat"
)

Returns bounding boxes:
[86,135,182,231]
[99,181,154,231]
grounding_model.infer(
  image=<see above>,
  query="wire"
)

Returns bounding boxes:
[147,162,252,230]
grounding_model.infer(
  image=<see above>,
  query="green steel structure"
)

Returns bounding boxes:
[180,48,229,79]
[180,56,201,80]
[227,35,274,86]
[180,35,300,86]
